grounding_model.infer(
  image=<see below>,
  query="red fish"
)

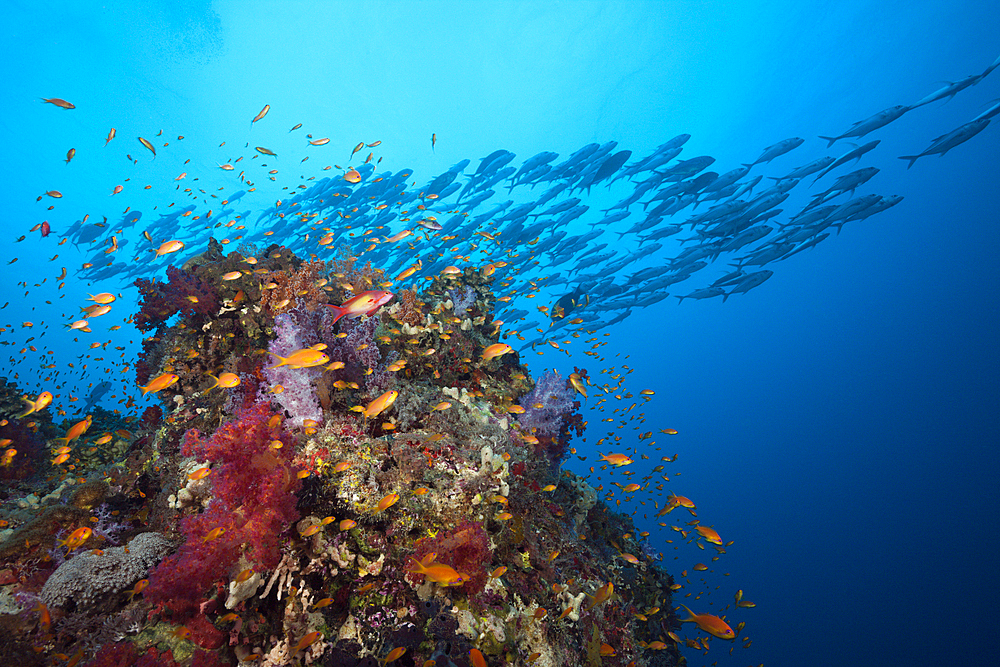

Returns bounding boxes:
[325,291,394,325]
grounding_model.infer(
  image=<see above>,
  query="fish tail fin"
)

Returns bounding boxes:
[897,155,919,169]
[818,135,838,148]
[678,603,696,623]
[722,292,730,303]
[206,374,220,390]
[266,351,287,369]
[325,304,347,325]
[16,398,36,419]
[741,163,755,170]
[675,295,685,304]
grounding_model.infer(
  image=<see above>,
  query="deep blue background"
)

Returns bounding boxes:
[2,2,998,665]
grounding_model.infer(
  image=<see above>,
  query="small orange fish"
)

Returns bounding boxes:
[300,524,322,537]
[339,519,357,531]
[105,127,116,145]
[344,168,361,183]
[599,452,633,467]
[268,348,329,369]
[695,525,723,545]
[364,391,399,419]
[290,631,323,654]
[585,581,614,610]
[468,648,486,667]
[235,568,254,583]
[140,373,178,395]
[309,138,330,146]
[406,556,467,586]
[678,604,735,639]
[382,647,406,664]
[60,526,92,552]
[137,137,155,158]
[188,467,211,481]
[203,526,226,542]
[481,343,512,361]
[65,148,75,164]
[255,146,277,156]
[127,578,148,601]
[251,104,270,127]
[155,240,185,257]
[207,372,241,390]
[312,597,334,610]
[42,97,75,109]
[374,493,399,513]
[34,601,51,632]
[17,391,53,417]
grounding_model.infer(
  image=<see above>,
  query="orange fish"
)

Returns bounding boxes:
[203,526,226,542]
[140,373,178,395]
[339,519,357,531]
[344,168,362,183]
[300,524,322,537]
[351,142,364,159]
[155,240,185,257]
[468,649,486,667]
[34,601,51,632]
[207,372,241,390]
[267,348,330,369]
[291,631,323,654]
[42,97,75,109]
[105,127,116,145]
[251,104,270,127]
[58,416,92,445]
[585,581,614,610]
[60,526,92,551]
[374,492,400,513]
[678,604,735,639]
[188,467,211,481]
[17,391,53,417]
[309,138,330,146]
[695,525,722,545]
[599,452,633,467]
[127,578,148,601]
[407,557,467,586]
[65,148,76,164]
[235,568,254,583]
[137,137,155,158]
[382,647,406,664]
[364,391,399,419]
[481,343,512,361]
[255,146,276,156]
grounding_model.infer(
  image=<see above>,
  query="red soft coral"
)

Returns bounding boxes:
[134,266,221,332]
[146,404,302,618]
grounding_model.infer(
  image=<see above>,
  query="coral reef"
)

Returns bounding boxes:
[0,245,682,667]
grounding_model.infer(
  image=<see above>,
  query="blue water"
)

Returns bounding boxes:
[2,2,999,665]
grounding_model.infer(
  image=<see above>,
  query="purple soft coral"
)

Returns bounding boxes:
[516,369,576,437]
[263,310,324,428]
